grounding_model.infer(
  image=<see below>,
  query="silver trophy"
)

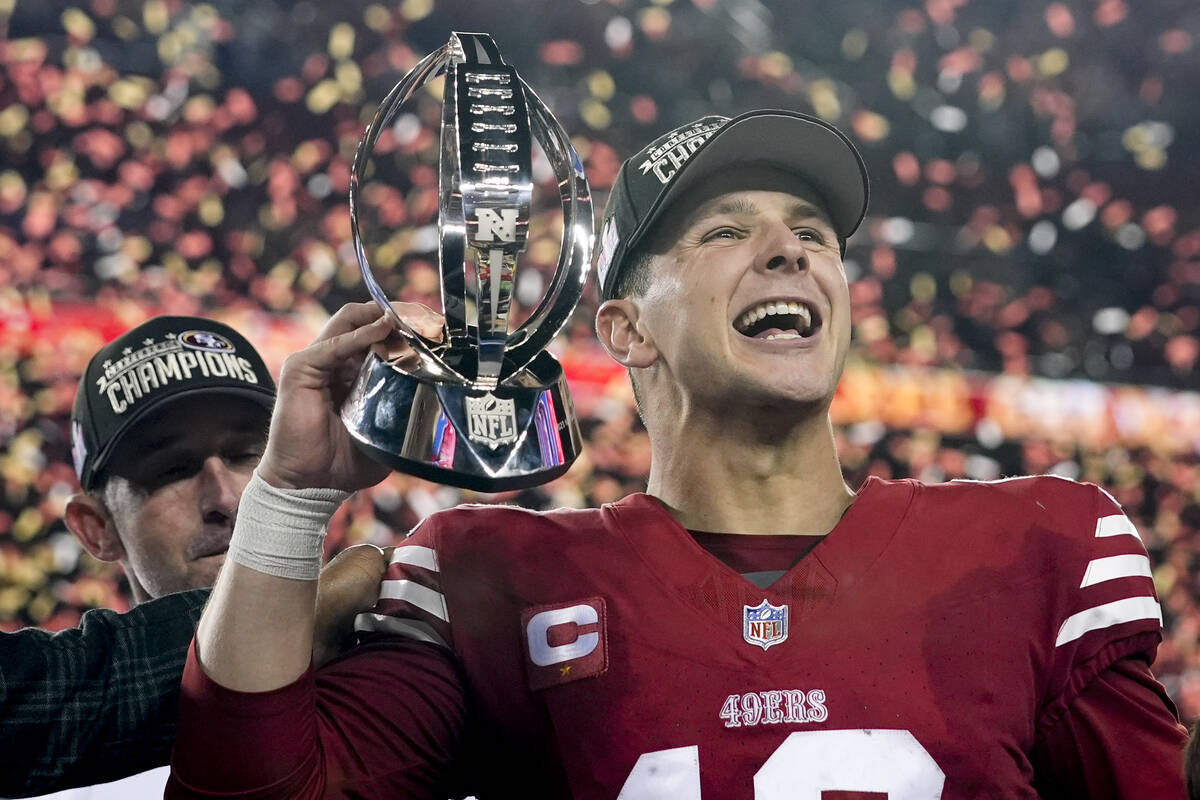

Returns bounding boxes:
[341,32,592,491]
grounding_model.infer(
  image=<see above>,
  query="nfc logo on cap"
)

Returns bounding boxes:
[474,207,519,243]
[521,597,607,690]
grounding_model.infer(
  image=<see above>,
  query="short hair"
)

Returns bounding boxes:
[610,248,654,300]
[605,249,655,417]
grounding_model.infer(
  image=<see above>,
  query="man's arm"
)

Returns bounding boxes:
[193,303,397,692]
[1032,651,1187,799]
[0,589,208,797]
[171,302,468,798]
[0,544,388,798]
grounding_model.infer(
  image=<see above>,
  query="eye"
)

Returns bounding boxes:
[794,227,828,244]
[229,450,264,467]
[700,226,744,243]
[144,459,201,489]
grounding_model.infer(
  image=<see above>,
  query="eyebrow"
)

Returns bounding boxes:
[134,420,265,454]
[696,198,834,227]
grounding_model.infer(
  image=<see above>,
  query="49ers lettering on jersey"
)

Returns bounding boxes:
[521,598,608,690]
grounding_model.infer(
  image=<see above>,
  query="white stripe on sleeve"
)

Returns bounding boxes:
[379,579,449,622]
[355,613,450,648]
[1079,554,1153,588]
[1055,596,1162,647]
[391,545,440,572]
[1094,514,1141,540]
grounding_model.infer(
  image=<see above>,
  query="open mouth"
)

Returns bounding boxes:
[733,299,821,340]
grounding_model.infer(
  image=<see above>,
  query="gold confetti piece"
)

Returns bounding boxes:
[579,98,611,130]
[760,51,793,79]
[888,67,915,100]
[329,22,355,59]
[61,8,96,41]
[587,71,615,101]
[143,0,168,34]
[809,80,841,120]
[306,79,341,114]
[1036,48,1069,77]
[0,104,29,137]
[842,29,868,61]
[198,195,224,226]
[336,61,362,95]
[401,0,433,22]
[364,4,391,32]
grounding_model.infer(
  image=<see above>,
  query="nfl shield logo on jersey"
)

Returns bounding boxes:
[743,599,789,651]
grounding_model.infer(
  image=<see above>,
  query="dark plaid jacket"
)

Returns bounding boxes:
[0,589,208,797]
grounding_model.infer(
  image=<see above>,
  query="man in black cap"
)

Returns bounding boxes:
[171,112,1187,799]
[1,316,390,798]
[65,316,276,602]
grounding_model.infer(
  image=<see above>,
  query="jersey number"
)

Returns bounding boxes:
[617,729,945,799]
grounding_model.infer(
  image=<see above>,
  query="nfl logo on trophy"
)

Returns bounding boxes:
[466,394,518,450]
[340,32,592,491]
[743,599,789,651]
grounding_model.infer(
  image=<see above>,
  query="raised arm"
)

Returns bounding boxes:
[194,302,405,691]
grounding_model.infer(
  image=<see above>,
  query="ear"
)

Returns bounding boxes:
[595,299,659,369]
[64,493,127,563]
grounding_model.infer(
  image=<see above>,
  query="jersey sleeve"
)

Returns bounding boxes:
[168,635,468,799]
[1037,482,1166,731]
[1031,651,1187,799]
[354,518,453,651]
[169,515,470,799]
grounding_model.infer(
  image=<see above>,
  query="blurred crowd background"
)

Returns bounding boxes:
[2,0,1200,716]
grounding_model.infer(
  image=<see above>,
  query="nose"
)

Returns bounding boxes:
[197,456,248,524]
[757,219,809,274]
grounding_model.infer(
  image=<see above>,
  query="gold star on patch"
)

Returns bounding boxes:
[559,665,571,676]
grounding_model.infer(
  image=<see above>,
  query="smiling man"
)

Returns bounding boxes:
[170,111,1187,799]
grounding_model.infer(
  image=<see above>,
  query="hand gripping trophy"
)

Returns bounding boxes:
[341,32,592,491]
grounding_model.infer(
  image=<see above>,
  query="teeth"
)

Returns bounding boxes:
[766,333,801,340]
[736,300,816,333]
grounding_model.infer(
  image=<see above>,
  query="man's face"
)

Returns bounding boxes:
[99,394,270,600]
[633,166,852,413]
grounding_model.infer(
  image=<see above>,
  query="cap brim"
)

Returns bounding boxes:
[628,110,869,254]
[86,384,275,488]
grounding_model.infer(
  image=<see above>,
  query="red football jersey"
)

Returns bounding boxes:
[347,475,1180,798]
[169,476,1185,799]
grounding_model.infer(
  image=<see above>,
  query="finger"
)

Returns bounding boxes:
[328,542,387,580]
[298,315,393,375]
[389,301,445,341]
[319,544,387,608]
[317,302,387,342]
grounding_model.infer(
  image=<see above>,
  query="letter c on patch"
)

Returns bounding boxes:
[526,604,598,667]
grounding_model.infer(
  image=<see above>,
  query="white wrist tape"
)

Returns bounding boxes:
[226,471,350,581]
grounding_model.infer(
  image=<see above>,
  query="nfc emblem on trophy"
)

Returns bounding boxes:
[340,32,592,491]
[475,209,520,243]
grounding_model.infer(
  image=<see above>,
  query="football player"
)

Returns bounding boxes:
[168,112,1187,799]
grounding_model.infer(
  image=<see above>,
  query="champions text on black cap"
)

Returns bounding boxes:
[71,316,277,491]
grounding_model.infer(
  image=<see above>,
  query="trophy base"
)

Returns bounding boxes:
[341,350,582,492]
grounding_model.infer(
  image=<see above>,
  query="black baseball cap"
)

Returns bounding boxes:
[71,316,276,491]
[595,109,870,299]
